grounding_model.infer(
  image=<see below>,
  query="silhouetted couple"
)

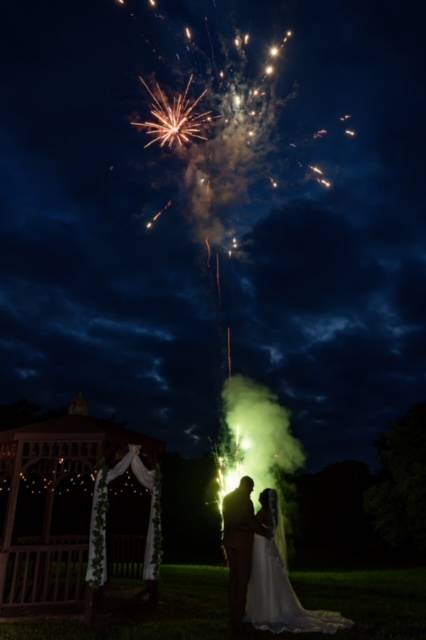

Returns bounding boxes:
[223,476,354,635]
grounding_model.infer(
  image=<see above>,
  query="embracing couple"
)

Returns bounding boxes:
[223,476,354,635]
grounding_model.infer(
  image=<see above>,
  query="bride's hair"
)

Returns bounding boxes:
[259,488,278,528]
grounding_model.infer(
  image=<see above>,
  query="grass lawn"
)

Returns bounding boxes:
[0,565,425,639]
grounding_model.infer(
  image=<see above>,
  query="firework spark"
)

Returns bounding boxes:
[216,252,222,306]
[345,129,356,137]
[227,326,232,378]
[228,236,239,257]
[145,200,173,229]
[313,128,328,139]
[131,76,211,150]
[205,236,212,269]
[318,178,331,188]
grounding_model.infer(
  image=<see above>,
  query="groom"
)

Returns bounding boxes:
[223,476,270,631]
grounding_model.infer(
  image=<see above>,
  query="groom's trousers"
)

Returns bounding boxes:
[224,532,253,625]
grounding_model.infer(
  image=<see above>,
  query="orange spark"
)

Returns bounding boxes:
[205,237,212,269]
[227,326,232,378]
[153,199,172,221]
[318,178,331,188]
[216,252,222,307]
[131,76,211,150]
[146,200,173,229]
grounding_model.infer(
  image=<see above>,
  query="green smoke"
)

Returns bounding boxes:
[220,375,306,499]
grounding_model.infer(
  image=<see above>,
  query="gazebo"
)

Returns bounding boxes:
[0,394,165,618]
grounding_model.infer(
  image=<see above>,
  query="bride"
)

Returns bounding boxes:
[245,488,354,634]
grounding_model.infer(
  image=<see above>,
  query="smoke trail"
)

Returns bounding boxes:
[184,81,279,245]
[219,375,305,498]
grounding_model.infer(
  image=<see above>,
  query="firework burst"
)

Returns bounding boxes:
[131,75,212,150]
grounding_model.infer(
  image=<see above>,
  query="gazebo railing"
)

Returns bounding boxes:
[1,544,88,607]
[109,534,146,579]
[15,535,88,546]
[1,533,146,609]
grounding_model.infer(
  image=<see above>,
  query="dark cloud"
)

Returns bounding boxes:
[248,201,385,316]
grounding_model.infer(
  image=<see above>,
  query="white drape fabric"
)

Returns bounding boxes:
[131,455,160,580]
[274,500,288,569]
[85,445,159,585]
[245,534,354,634]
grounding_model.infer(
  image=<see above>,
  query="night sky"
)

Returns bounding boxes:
[1,1,425,470]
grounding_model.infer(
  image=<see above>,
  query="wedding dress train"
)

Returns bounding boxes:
[245,534,354,634]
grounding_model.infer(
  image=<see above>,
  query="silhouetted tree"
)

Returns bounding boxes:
[364,404,426,557]
[0,399,67,431]
[161,452,222,563]
[295,460,375,567]
[0,399,43,430]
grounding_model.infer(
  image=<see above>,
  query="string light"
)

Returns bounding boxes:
[9,457,150,498]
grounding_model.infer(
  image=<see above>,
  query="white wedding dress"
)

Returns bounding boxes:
[245,533,354,634]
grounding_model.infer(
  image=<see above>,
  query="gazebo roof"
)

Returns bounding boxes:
[0,414,165,453]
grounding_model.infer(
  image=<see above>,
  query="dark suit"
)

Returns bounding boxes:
[223,487,259,625]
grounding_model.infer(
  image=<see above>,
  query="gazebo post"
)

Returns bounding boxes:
[41,477,55,544]
[0,551,7,611]
[84,584,96,625]
[0,439,24,605]
[147,579,159,608]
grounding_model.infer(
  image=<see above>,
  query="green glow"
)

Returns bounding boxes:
[217,375,305,513]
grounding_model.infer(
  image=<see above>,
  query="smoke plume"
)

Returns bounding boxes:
[221,375,305,497]
[184,82,278,245]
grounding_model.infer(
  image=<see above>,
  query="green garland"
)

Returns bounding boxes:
[89,458,163,585]
[151,464,163,579]
[90,460,109,589]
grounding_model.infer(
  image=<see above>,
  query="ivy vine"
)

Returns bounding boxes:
[151,464,163,579]
[89,460,109,589]
[89,458,163,586]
